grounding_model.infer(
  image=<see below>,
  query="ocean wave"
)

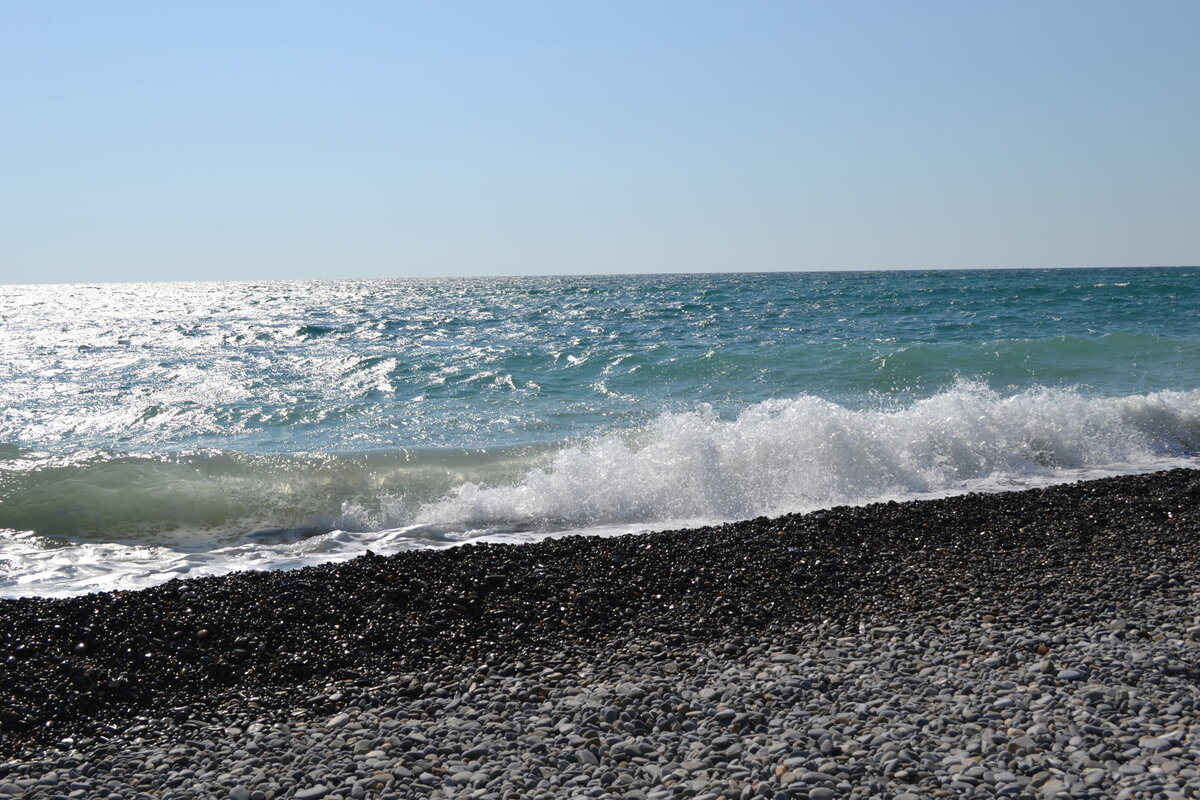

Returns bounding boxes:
[2,382,1197,598]
[4,272,1198,457]
[0,446,551,546]
[415,382,1200,528]
[3,383,1195,548]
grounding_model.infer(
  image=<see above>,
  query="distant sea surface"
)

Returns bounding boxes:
[3,267,1198,597]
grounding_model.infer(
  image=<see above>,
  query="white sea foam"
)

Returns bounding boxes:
[413,382,1199,527]
[2,383,1197,598]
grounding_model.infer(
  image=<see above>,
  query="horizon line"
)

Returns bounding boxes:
[3,263,1196,289]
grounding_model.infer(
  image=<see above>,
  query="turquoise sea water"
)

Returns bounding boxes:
[2,267,1198,596]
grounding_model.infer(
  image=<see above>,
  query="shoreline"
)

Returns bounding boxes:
[2,468,1199,797]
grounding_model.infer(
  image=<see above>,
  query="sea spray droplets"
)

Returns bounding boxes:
[417,383,1200,527]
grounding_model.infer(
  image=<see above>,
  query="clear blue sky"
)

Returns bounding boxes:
[3,1,1197,283]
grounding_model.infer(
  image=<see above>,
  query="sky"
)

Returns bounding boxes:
[2,1,1198,283]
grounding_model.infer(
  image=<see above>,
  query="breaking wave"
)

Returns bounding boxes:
[3,383,1196,545]
[415,382,1200,528]
[3,382,1197,597]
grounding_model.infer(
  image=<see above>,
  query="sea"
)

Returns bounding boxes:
[2,267,1198,598]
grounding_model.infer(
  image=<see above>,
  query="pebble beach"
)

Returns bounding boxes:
[2,468,1199,799]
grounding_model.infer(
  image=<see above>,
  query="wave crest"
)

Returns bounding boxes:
[416,383,1200,528]
[1,384,1196,545]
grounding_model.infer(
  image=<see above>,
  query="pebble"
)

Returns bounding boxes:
[1,469,1198,799]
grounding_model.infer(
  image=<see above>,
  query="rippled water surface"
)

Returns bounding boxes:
[2,268,1198,595]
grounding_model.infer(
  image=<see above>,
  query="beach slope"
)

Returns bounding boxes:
[2,469,1198,798]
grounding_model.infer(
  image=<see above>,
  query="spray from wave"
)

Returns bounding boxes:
[412,381,1200,529]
